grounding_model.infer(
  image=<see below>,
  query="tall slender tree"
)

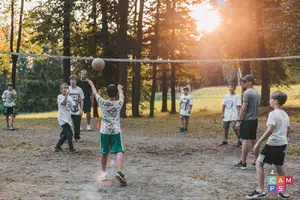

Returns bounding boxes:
[132,0,144,117]
[170,0,176,114]
[256,2,269,106]
[149,0,160,117]
[63,0,71,83]
[118,0,129,117]
[10,0,25,86]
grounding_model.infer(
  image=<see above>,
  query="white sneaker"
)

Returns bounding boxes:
[80,126,83,131]
[99,171,108,181]
[87,124,92,131]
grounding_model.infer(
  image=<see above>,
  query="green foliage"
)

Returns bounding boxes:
[16,49,63,112]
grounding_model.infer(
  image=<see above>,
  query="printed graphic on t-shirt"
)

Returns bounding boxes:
[69,93,79,113]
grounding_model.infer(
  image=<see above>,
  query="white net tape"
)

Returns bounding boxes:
[1,51,300,63]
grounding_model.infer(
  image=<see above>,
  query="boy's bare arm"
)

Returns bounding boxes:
[257,125,275,145]
[287,127,291,137]
[222,105,225,118]
[118,85,124,102]
[87,79,98,96]
[238,102,248,121]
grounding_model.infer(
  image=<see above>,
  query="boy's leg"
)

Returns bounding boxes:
[5,115,9,129]
[101,154,108,172]
[65,124,75,151]
[72,114,81,140]
[256,160,265,193]
[180,116,184,132]
[184,116,189,130]
[232,121,242,147]
[220,121,229,145]
[242,140,249,163]
[100,134,110,173]
[116,152,124,172]
[56,124,68,149]
[110,133,127,185]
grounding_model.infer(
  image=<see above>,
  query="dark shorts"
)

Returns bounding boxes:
[223,121,237,129]
[83,99,91,113]
[240,119,258,140]
[3,106,15,116]
[258,144,287,166]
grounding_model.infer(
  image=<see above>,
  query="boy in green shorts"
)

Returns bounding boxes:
[87,79,126,186]
[2,82,17,130]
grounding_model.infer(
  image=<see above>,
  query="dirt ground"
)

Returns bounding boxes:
[1,115,299,200]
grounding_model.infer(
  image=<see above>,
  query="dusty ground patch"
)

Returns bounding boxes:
[1,113,300,200]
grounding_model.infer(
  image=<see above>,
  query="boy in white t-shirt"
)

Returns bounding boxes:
[220,85,242,147]
[2,82,17,130]
[69,74,84,141]
[179,87,193,133]
[246,91,290,199]
[55,83,76,152]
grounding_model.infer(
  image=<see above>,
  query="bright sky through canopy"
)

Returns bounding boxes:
[189,3,220,33]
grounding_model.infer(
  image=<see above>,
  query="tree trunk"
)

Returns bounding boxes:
[11,0,24,86]
[161,0,171,112]
[132,0,144,117]
[256,3,269,106]
[100,0,114,86]
[149,0,160,117]
[170,0,176,114]
[10,0,16,85]
[63,0,71,84]
[118,0,129,118]
[92,0,99,118]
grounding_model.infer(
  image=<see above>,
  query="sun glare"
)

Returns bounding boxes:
[189,3,220,33]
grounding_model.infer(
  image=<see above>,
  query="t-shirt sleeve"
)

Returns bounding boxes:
[2,91,6,100]
[267,112,276,126]
[95,94,103,105]
[57,95,64,105]
[243,91,250,102]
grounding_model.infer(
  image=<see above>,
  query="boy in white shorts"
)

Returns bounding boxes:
[179,87,193,133]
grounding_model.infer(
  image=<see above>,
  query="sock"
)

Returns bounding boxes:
[242,160,246,165]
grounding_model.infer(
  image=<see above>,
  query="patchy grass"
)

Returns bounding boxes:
[16,84,300,119]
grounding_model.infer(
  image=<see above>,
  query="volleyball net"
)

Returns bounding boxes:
[0,51,300,113]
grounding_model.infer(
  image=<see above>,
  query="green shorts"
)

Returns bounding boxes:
[100,133,124,155]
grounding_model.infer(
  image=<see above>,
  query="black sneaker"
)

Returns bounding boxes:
[179,128,184,133]
[235,141,242,147]
[278,193,289,199]
[234,161,247,170]
[115,171,127,186]
[74,136,81,141]
[6,124,10,130]
[184,128,187,132]
[246,190,266,199]
[70,148,77,153]
[219,140,228,146]
[55,147,63,152]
